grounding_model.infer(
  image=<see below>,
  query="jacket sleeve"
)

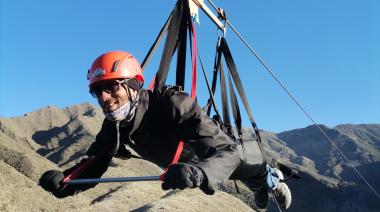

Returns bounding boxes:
[86,119,116,156]
[53,154,112,198]
[164,90,240,193]
[53,120,114,198]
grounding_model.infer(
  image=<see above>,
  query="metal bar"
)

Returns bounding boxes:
[65,176,161,184]
[190,0,225,30]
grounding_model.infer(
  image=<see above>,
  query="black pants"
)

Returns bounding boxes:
[229,139,267,181]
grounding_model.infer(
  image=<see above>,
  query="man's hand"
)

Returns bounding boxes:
[39,170,65,193]
[161,163,205,190]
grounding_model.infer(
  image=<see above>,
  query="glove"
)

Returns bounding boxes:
[39,170,65,193]
[161,163,204,190]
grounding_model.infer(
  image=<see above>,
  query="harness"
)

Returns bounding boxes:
[63,0,267,186]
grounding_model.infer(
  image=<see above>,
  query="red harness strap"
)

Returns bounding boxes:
[62,152,105,183]
[160,22,197,180]
[190,23,197,99]
[148,75,156,91]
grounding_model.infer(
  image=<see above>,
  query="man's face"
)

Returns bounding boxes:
[91,80,130,113]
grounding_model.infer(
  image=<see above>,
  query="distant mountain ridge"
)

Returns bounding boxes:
[0,103,379,211]
[277,124,380,178]
[262,124,380,212]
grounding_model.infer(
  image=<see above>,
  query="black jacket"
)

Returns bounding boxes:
[59,88,242,196]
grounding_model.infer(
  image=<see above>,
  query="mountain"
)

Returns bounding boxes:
[273,124,380,212]
[0,103,379,211]
[278,124,380,178]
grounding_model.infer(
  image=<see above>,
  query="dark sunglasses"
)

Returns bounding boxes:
[89,80,125,98]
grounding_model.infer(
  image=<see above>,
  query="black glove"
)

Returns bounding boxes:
[161,163,205,190]
[39,170,65,193]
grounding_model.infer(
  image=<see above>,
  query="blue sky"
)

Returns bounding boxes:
[0,0,379,132]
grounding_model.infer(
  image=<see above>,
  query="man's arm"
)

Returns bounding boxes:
[40,120,114,198]
[164,90,240,193]
[39,154,112,198]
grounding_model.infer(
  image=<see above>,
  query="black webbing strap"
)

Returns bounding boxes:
[206,37,223,116]
[154,0,187,92]
[141,10,173,71]
[219,38,265,160]
[219,61,233,136]
[197,48,222,121]
[175,1,189,88]
[228,73,246,164]
[228,73,242,136]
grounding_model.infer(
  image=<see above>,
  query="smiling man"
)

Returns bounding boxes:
[39,51,292,210]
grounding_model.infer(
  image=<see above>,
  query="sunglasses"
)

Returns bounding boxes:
[89,80,125,98]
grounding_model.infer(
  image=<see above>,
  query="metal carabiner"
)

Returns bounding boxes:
[216,8,227,38]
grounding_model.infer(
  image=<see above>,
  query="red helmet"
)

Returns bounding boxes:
[87,51,144,88]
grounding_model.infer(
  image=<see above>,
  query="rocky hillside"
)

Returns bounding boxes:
[0,103,379,211]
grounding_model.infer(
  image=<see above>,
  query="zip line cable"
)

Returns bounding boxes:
[206,0,380,200]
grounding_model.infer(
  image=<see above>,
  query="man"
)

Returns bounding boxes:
[39,51,291,210]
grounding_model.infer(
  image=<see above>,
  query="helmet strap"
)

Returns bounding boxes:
[123,83,140,121]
